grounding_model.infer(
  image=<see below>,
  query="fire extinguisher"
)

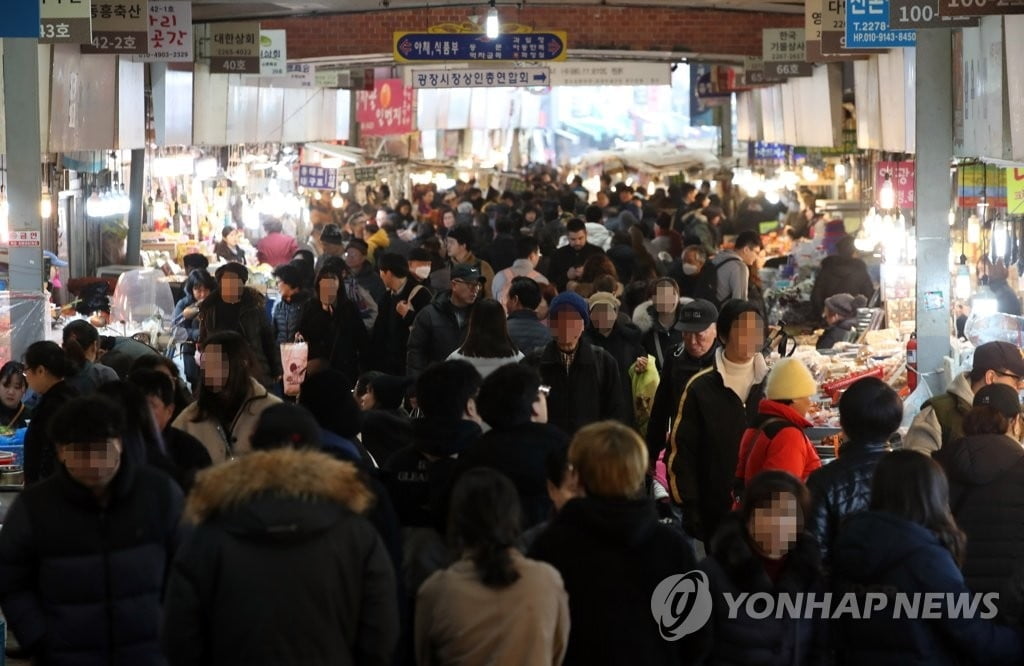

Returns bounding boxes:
[907,332,918,392]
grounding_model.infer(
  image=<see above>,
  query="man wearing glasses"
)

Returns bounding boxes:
[406,264,483,378]
[905,340,1024,454]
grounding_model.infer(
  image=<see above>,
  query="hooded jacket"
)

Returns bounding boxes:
[0,461,184,666]
[162,448,399,666]
[199,287,281,387]
[831,511,1022,666]
[632,300,685,370]
[735,400,821,491]
[528,496,697,666]
[696,514,826,666]
[903,372,974,455]
[935,432,1024,596]
[382,418,482,530]
[297,296,368,387]
[22,380,78,485]
[816,317,857,350]
[805,438,890,570]
[406,292,473,379]
[172,377,282,465]
[529,337,626,436]
[809,255,874,318]
[667,349,769,541]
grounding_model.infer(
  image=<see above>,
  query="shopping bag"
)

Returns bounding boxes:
[281,337,309,397]
[629,354,660,437]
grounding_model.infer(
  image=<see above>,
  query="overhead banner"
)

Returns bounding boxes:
[40,0,92,44]
[393,23,567,63]
[356,78,414,136]
[259,29,287,76]
[81,1,147,53]
[412,67,550,88]
[144,1,192,62]
[209,22,261,74]
[548,61,670,86]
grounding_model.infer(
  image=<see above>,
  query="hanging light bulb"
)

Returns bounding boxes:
[40,194,51,219]
[340,181,350,194]
[973,285,1000,317]
[834,162,847,180]
[314,191,322,201]
[967,213,981,244]
[954,264,972,300]
[879,174,896,210]
[331,192,343,209]
[485,2,500,39]
[993,218,1009,260]
[948,209,956,226]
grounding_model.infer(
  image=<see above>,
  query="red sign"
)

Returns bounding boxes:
[8,230,41,247]
[356,79,414,137]
[875,160,915,210]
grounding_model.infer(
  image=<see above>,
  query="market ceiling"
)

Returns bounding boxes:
[190,0,804,22]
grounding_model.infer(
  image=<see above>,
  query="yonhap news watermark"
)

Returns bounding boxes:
[651,570,1000,641]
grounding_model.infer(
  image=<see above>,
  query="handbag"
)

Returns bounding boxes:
[281,334,309,397]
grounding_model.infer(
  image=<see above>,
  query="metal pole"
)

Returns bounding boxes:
[125,148,144,265]
[914,32,954,394]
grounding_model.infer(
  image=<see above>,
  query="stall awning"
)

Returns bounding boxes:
[303,142,365,164]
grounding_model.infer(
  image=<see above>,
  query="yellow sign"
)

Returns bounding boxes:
[1007,167,1024,214]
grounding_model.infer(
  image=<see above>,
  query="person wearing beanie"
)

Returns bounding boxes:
[732,358,823,503]
[906,340,1024,455]
[524,290,625,435]
[162,402,400,666]
[585,290,644,426]
[816,292,868,350]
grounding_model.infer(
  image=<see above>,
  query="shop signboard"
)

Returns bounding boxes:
[297,165,338,191]
[763,28,814,77]
[875,160,916,209]
[143,2,191,62]
[208,22,261,74]
[548,61,670,86]
[81,0,147,53]
[353,166,378,182]
[393,29,568,63]
[748,141,793,165]
[286,62,315,88]
[411,67,550,88]
[889,0,978,26]
[939,0,1024,15]
[40,0,92,44]
[356,78,414,136]
[2,0,41,37]
[845,0,916,48]
[8,231,41,248]
[259,29,287,76]
[822,0,888,53]
[690,63,730,126]
[1007,168,1024,214]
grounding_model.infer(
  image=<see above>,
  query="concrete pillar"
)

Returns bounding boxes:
[914,31,954,394]
[125,148,145,265]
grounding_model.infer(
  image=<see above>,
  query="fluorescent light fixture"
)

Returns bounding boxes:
[486,5,500,39]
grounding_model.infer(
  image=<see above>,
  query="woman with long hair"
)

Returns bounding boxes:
[831,450,1023,665]
[22,341,78,484]
[297,264,369,387]
[416,468,569,666]
[0,361,28,429]
[447,298,524,378]
[62,319,118,394]
[171,331,281,464]
[696,471,825,664]
[173,268,216,387]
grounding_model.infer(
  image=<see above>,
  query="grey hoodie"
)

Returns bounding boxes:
[712,250,749,303]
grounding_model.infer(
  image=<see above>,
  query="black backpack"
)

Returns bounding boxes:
[700,255,741,309]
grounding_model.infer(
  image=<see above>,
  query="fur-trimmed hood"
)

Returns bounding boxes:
[186,448,372,527]
[631,298,690,334]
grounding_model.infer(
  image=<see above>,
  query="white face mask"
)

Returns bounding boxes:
[413,265,432,280]
[682,263,699,276]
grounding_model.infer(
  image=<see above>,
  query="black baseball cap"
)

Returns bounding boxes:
[320,224,344,246]
[974,341,1024,378]
[679,299,719,333]
[974,383,1021,419]
[451,264,484,283]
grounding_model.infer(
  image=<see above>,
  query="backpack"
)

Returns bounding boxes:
[692,254,740,309]
[732,417,800,506]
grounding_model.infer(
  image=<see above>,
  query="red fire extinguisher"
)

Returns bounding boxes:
[907,332,918,392]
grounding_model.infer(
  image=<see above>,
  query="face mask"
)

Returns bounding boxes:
[682,263,699,276]
[413,265,432,279]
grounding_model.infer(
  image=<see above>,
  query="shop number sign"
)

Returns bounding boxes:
[40,0,92,44]
[81,2,148,54]
[762,29,814,78]
[393,30,568,63]
[297,166,338,191]
[144,2,192,62]
[9,231,41,248]
[209,22,261,74]
[846,0,916,48]
[940,0,1024,15]
[888,0,978,27]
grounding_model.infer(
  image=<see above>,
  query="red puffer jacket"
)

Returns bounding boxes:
[733,399,821,508]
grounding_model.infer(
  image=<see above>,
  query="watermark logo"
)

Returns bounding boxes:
[650,570,713,640]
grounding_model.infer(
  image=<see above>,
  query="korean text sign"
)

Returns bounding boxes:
[356,79,415,136]
[846,0,916,48]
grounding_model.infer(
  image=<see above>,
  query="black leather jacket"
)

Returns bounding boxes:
[805,439,890,570]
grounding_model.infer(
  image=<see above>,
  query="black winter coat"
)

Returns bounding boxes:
[805,439,889,570]
[831,511,1022,666]
[405,292,472,378]
[529,496,697,666]
[162,448,399,666]
[453,422,569,528]
[160,426,214,493]
[0,462,184,666]
[935,433,1024,596]
[667,357,767,541]
[361,409,414,467]
[297,297,369,388]
[585,321,644,426]
[809,256,874,319]
[22,380,78,485]
[527,338,626,436]
[645,344,717,464]
[199,287,281,387]
[696,514,826,666]
[369,278,433,376]
[507,310,552,355]
[545,242,606,292]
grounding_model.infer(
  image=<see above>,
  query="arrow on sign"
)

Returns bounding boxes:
[532,72,548,82]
